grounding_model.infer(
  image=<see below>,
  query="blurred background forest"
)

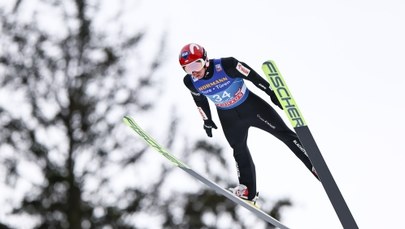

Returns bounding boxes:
[0,0,291,228]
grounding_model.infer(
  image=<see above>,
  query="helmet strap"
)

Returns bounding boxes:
[203,58,210,69]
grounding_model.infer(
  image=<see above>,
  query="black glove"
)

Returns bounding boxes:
[270,93,283,110]
[203,120,218,137]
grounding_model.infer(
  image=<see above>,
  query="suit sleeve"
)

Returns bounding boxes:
[221,57,276,97]
[183,75,213,121]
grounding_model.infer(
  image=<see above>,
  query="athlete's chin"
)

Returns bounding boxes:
[193,74,204,79]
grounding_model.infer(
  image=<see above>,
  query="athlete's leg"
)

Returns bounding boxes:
[247,94,317,178]
[218,109,257,200]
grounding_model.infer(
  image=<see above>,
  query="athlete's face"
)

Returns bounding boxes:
[182,58,207,79]
[191,67,206,79]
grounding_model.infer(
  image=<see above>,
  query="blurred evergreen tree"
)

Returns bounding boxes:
[0,0,291,228]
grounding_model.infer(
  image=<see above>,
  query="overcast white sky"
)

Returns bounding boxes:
[138,0,405,228]
[1,0,405,228]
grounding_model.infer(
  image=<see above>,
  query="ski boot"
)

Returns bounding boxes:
[229,184,259,208]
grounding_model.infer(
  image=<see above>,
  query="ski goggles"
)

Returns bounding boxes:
[182,59,206,74]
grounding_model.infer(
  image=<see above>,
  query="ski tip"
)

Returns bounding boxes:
[262,60,275,65]
[122,115,130,124]
[123,115,134,121]
[123,115,137,127]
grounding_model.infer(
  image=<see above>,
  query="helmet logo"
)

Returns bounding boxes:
[189,43,200,54]
[181,51,190,60]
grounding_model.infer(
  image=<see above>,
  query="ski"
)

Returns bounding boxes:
[123,115,290,229]
[262,60,358,229]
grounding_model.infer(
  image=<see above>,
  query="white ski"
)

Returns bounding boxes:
[123,115,290,229]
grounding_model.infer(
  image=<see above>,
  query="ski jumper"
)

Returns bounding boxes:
[183,57,315,200]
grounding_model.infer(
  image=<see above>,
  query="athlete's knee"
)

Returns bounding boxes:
[231,142,249,156]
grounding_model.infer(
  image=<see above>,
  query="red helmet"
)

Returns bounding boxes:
[179,43,208,74]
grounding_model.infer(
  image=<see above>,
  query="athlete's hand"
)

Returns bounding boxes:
[270,93,283,110]
[203,120,218,137]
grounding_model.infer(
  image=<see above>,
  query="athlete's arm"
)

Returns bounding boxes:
[183,75,213,121]
[221,57,282,109]
[221,57,272,93]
